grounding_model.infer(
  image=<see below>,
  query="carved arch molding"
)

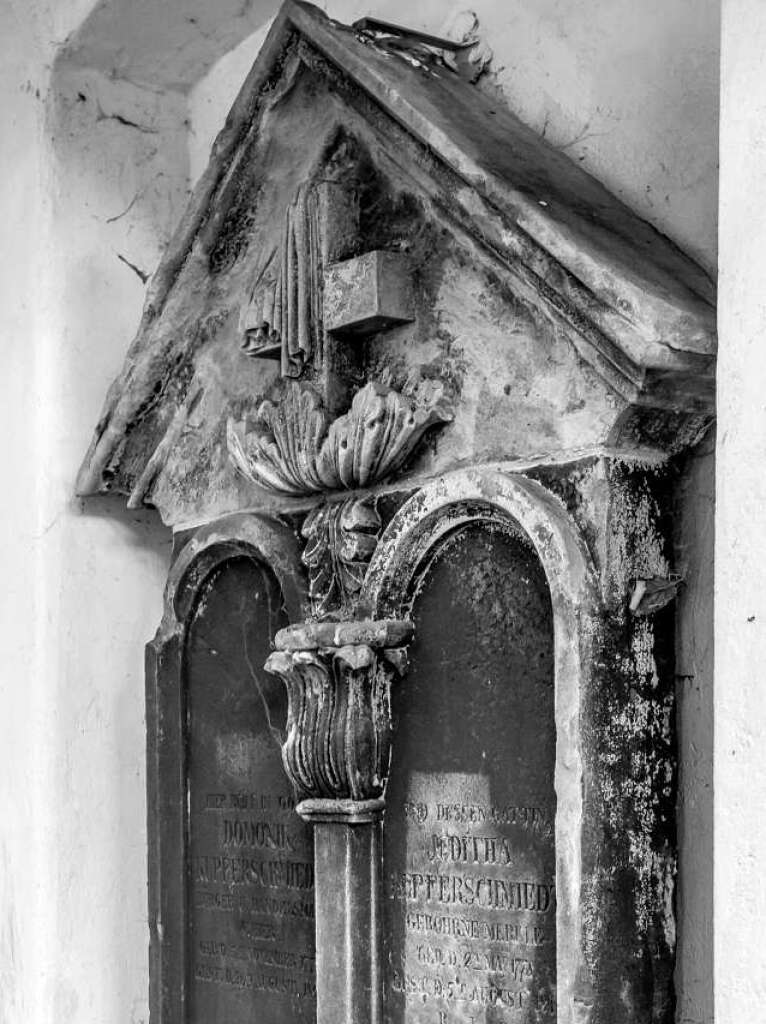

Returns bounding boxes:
[146,467,671,1024]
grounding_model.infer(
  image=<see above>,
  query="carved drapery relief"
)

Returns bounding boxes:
[264,620,412,802]
[239,184,322,376]
[302,497,381,618]
[227,380,452,496]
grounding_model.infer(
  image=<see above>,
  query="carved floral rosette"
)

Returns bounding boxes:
[264,620,413,805]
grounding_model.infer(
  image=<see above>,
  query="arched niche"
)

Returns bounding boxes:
[147,513,315,1024]
[363,470,599,1024]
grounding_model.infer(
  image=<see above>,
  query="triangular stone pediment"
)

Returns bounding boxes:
[77,0,716,527]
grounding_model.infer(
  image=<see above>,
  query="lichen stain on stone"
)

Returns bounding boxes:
[365,216,466,401]
[602,616,675,934]
[526,460,606,577]
[567,462,677,1020]
[606,465,670,602]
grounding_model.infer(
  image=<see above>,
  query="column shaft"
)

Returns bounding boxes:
[313,818,382,1024]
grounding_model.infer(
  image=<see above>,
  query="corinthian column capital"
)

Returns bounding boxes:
[265,619,413,814]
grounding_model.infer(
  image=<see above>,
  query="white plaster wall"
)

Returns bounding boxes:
[41,64,188,1022]
[0,1,720,1022]
[717,2,766,1020]
[188,19,275,179]
[0,13,57,1021]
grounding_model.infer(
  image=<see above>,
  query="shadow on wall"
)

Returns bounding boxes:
[60,0,283,91]
[673,428,715,1024]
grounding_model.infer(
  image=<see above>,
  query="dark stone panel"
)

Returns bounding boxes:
[383,521,556,1024]
[184,555,316,1024]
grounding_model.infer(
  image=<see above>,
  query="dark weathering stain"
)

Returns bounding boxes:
[383,520,557,1024]
[183,555,316,1024]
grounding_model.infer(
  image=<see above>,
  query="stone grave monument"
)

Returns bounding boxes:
[78,4,716,1022]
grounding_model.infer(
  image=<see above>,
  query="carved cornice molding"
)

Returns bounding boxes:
[227,380,453,496]
[264,619,413,803]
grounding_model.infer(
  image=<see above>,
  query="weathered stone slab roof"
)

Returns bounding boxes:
[77,0,715,525]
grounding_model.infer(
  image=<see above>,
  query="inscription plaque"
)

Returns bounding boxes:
[184,555,316,1024]
[384,521,556,1024]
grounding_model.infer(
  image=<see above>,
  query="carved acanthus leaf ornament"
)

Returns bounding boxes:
[227,381,452,496]
[302,497,381,618]
[264,620,413,801]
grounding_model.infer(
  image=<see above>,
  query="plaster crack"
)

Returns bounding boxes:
[117,253,149,284]
[556,122,610,152]
[95,100,158,135]
[106,191,141,224]
[241,620,284,752]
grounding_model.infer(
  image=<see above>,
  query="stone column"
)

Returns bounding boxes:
[265,618,413,1024]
